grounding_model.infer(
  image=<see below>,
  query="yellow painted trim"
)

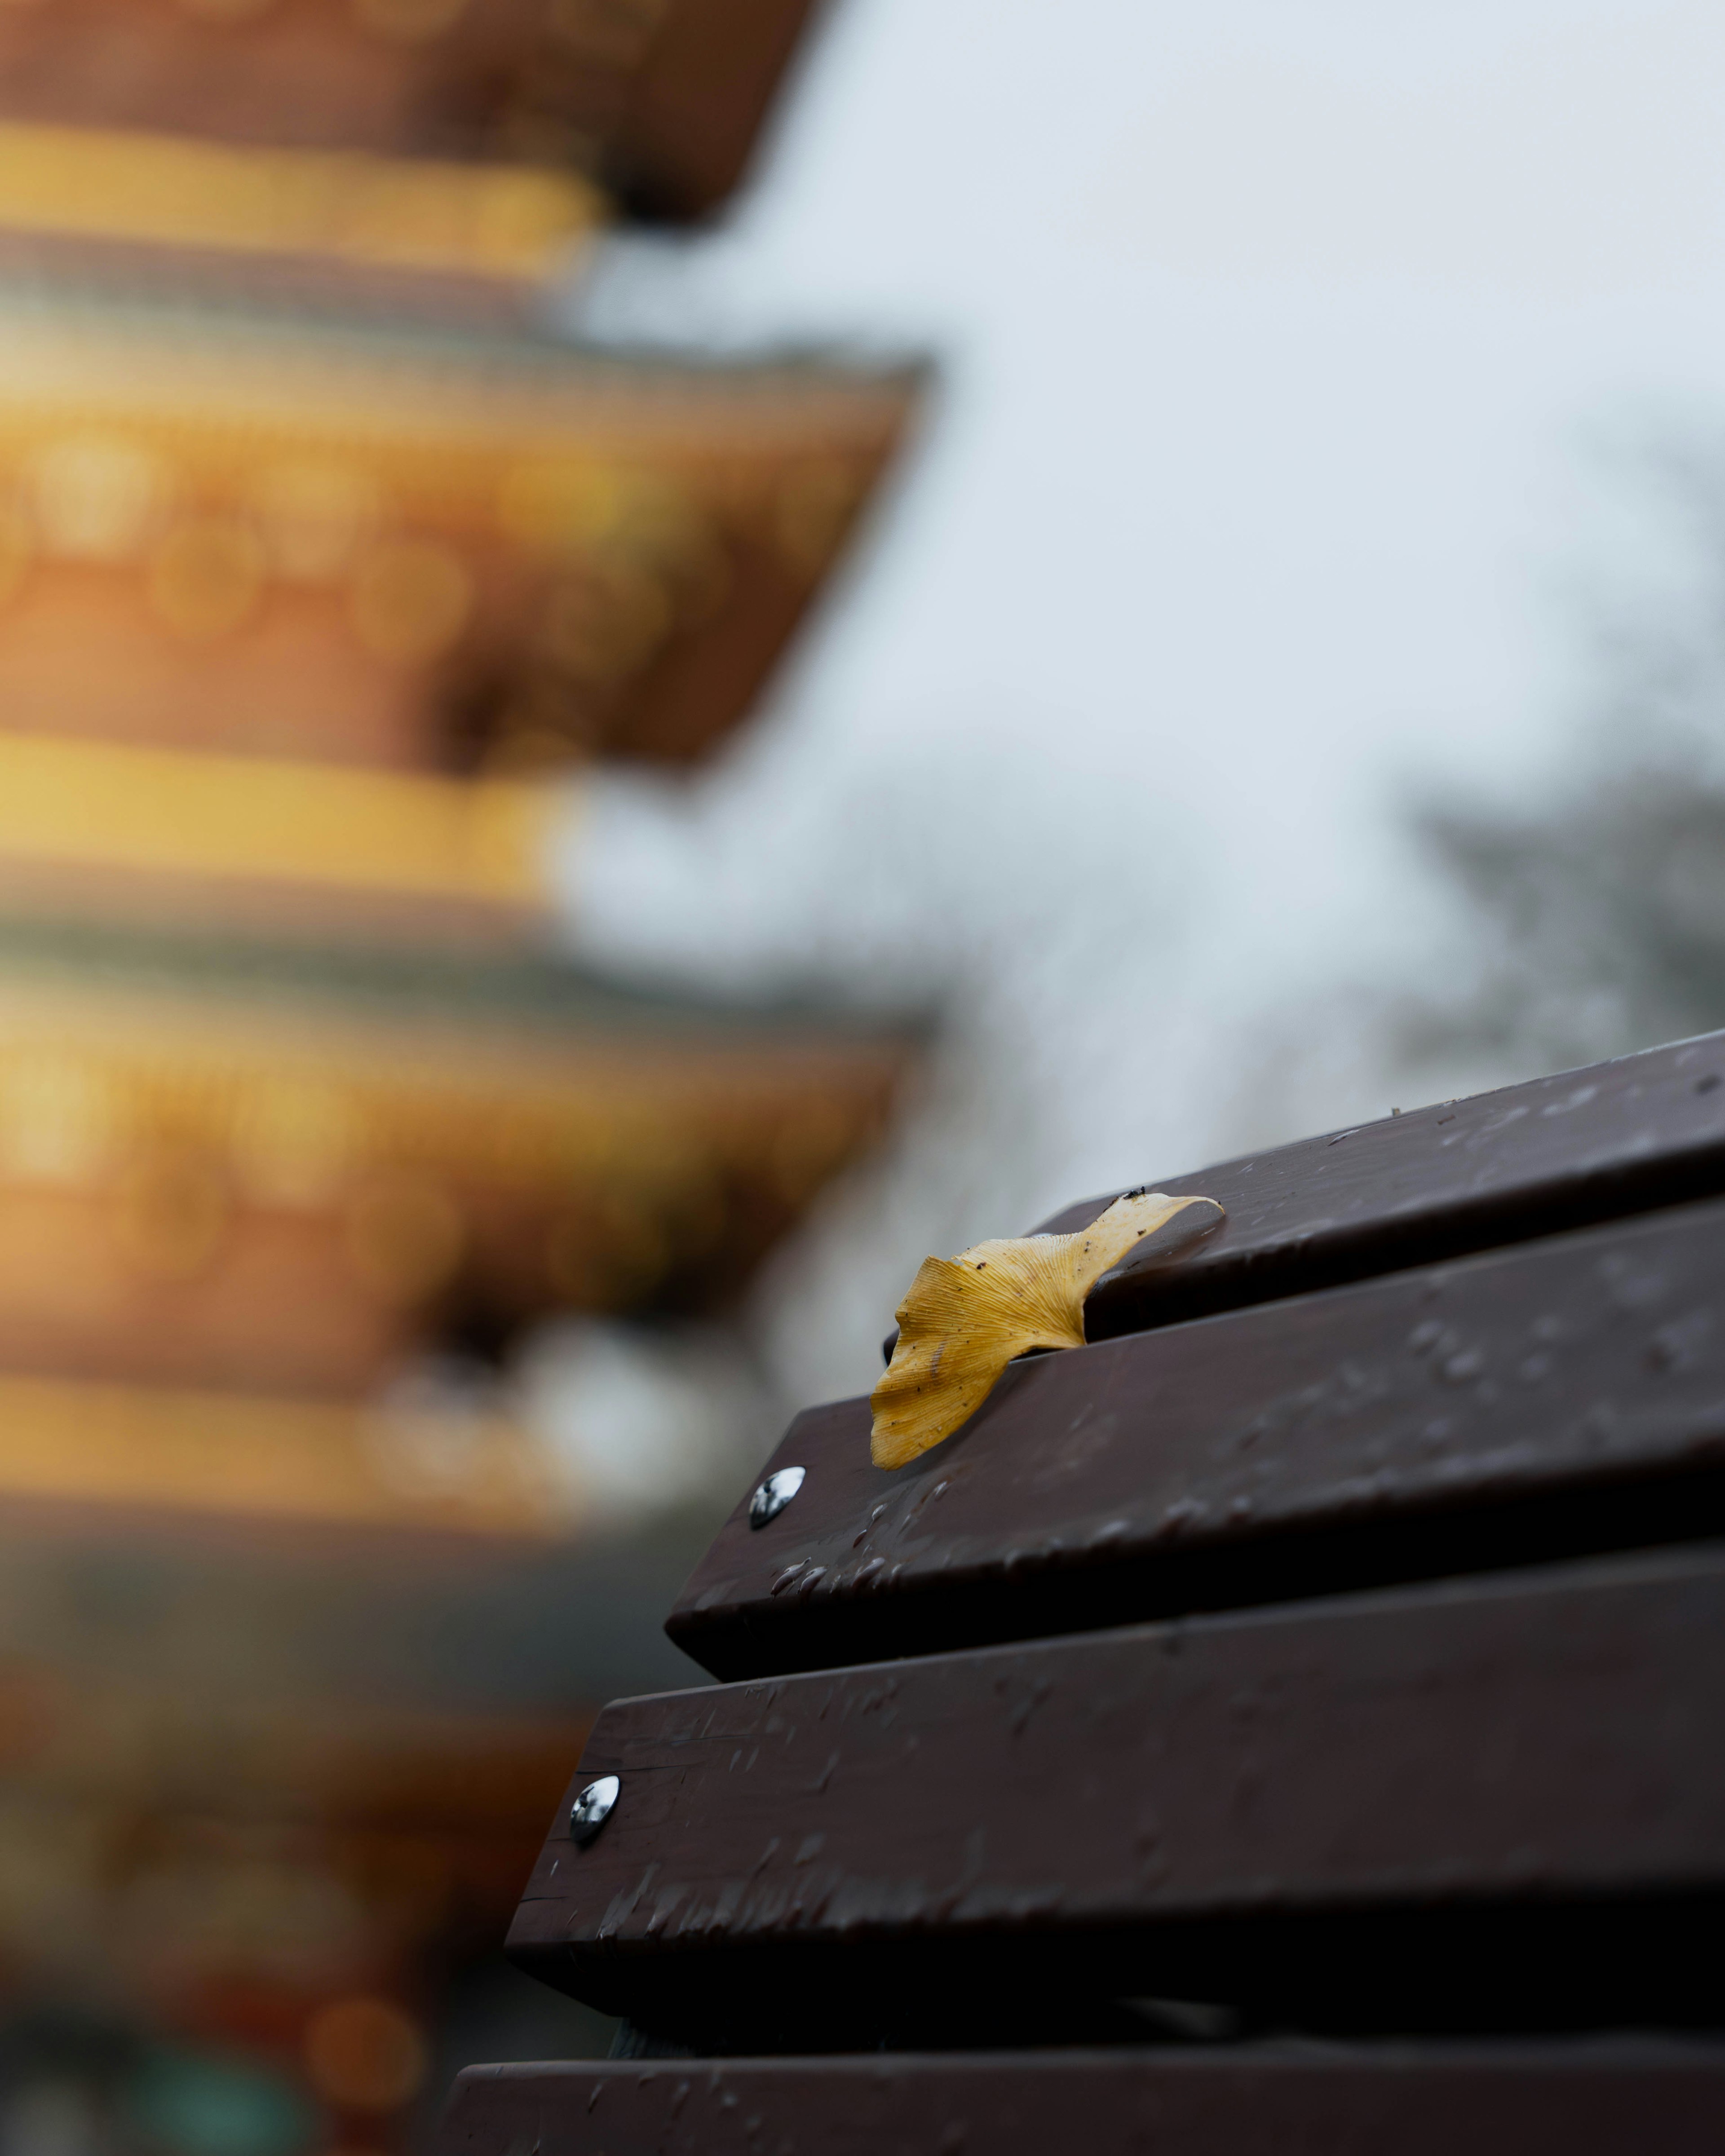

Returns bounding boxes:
[0,120,601,281]
[0,732,567,906]
[0,1370,572,1537]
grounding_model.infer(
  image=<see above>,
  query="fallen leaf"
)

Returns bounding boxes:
[870,1189,1224,1469]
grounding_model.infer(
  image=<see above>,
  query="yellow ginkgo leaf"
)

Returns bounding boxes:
[869,1188,1224,1469]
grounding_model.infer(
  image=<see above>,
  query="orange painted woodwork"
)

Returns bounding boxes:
[0,0,817,219]
[0,289,920,774]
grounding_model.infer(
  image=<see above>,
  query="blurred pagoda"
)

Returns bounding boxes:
[0,7,919,2147]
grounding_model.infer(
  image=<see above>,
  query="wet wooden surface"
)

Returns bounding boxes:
[518,1545,1725,2033]
[477,1037,1725,2076]
[1035,1030,1725,1342]
[442,2045,1725,2156]
[672,1197,1725,1679]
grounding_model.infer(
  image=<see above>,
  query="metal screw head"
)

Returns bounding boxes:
[749,1465,805,1529]
[569,1774,619,1847]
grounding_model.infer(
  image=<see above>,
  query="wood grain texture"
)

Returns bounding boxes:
[672,1196,1725,1679]
[516,1546,1725,2036]
[442,2046,1725,2156]
[1044,1030,1725,1343]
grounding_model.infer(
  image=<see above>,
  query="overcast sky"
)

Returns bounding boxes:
[548,0,1725,1407]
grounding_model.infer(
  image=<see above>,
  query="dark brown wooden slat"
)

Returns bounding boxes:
[516,1545,1725,2035]
[441,2044,1725,2156]
[671,1196,1725,1680]
[1043,1029,1725,1343]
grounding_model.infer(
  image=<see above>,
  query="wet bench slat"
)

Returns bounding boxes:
[516,1545,1725,2036]
[672,1197,1725,1680]
[441,1034,1725,2140]
[443,2046,1725,2156]
[1040,1031,1725,1343]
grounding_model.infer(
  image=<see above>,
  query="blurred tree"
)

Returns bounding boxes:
[1400,438,1725,1082]
[1403,759,1725,1074]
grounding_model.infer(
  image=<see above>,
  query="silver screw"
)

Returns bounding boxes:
[569,1774,619,1847]
[749,1465,805,1529]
